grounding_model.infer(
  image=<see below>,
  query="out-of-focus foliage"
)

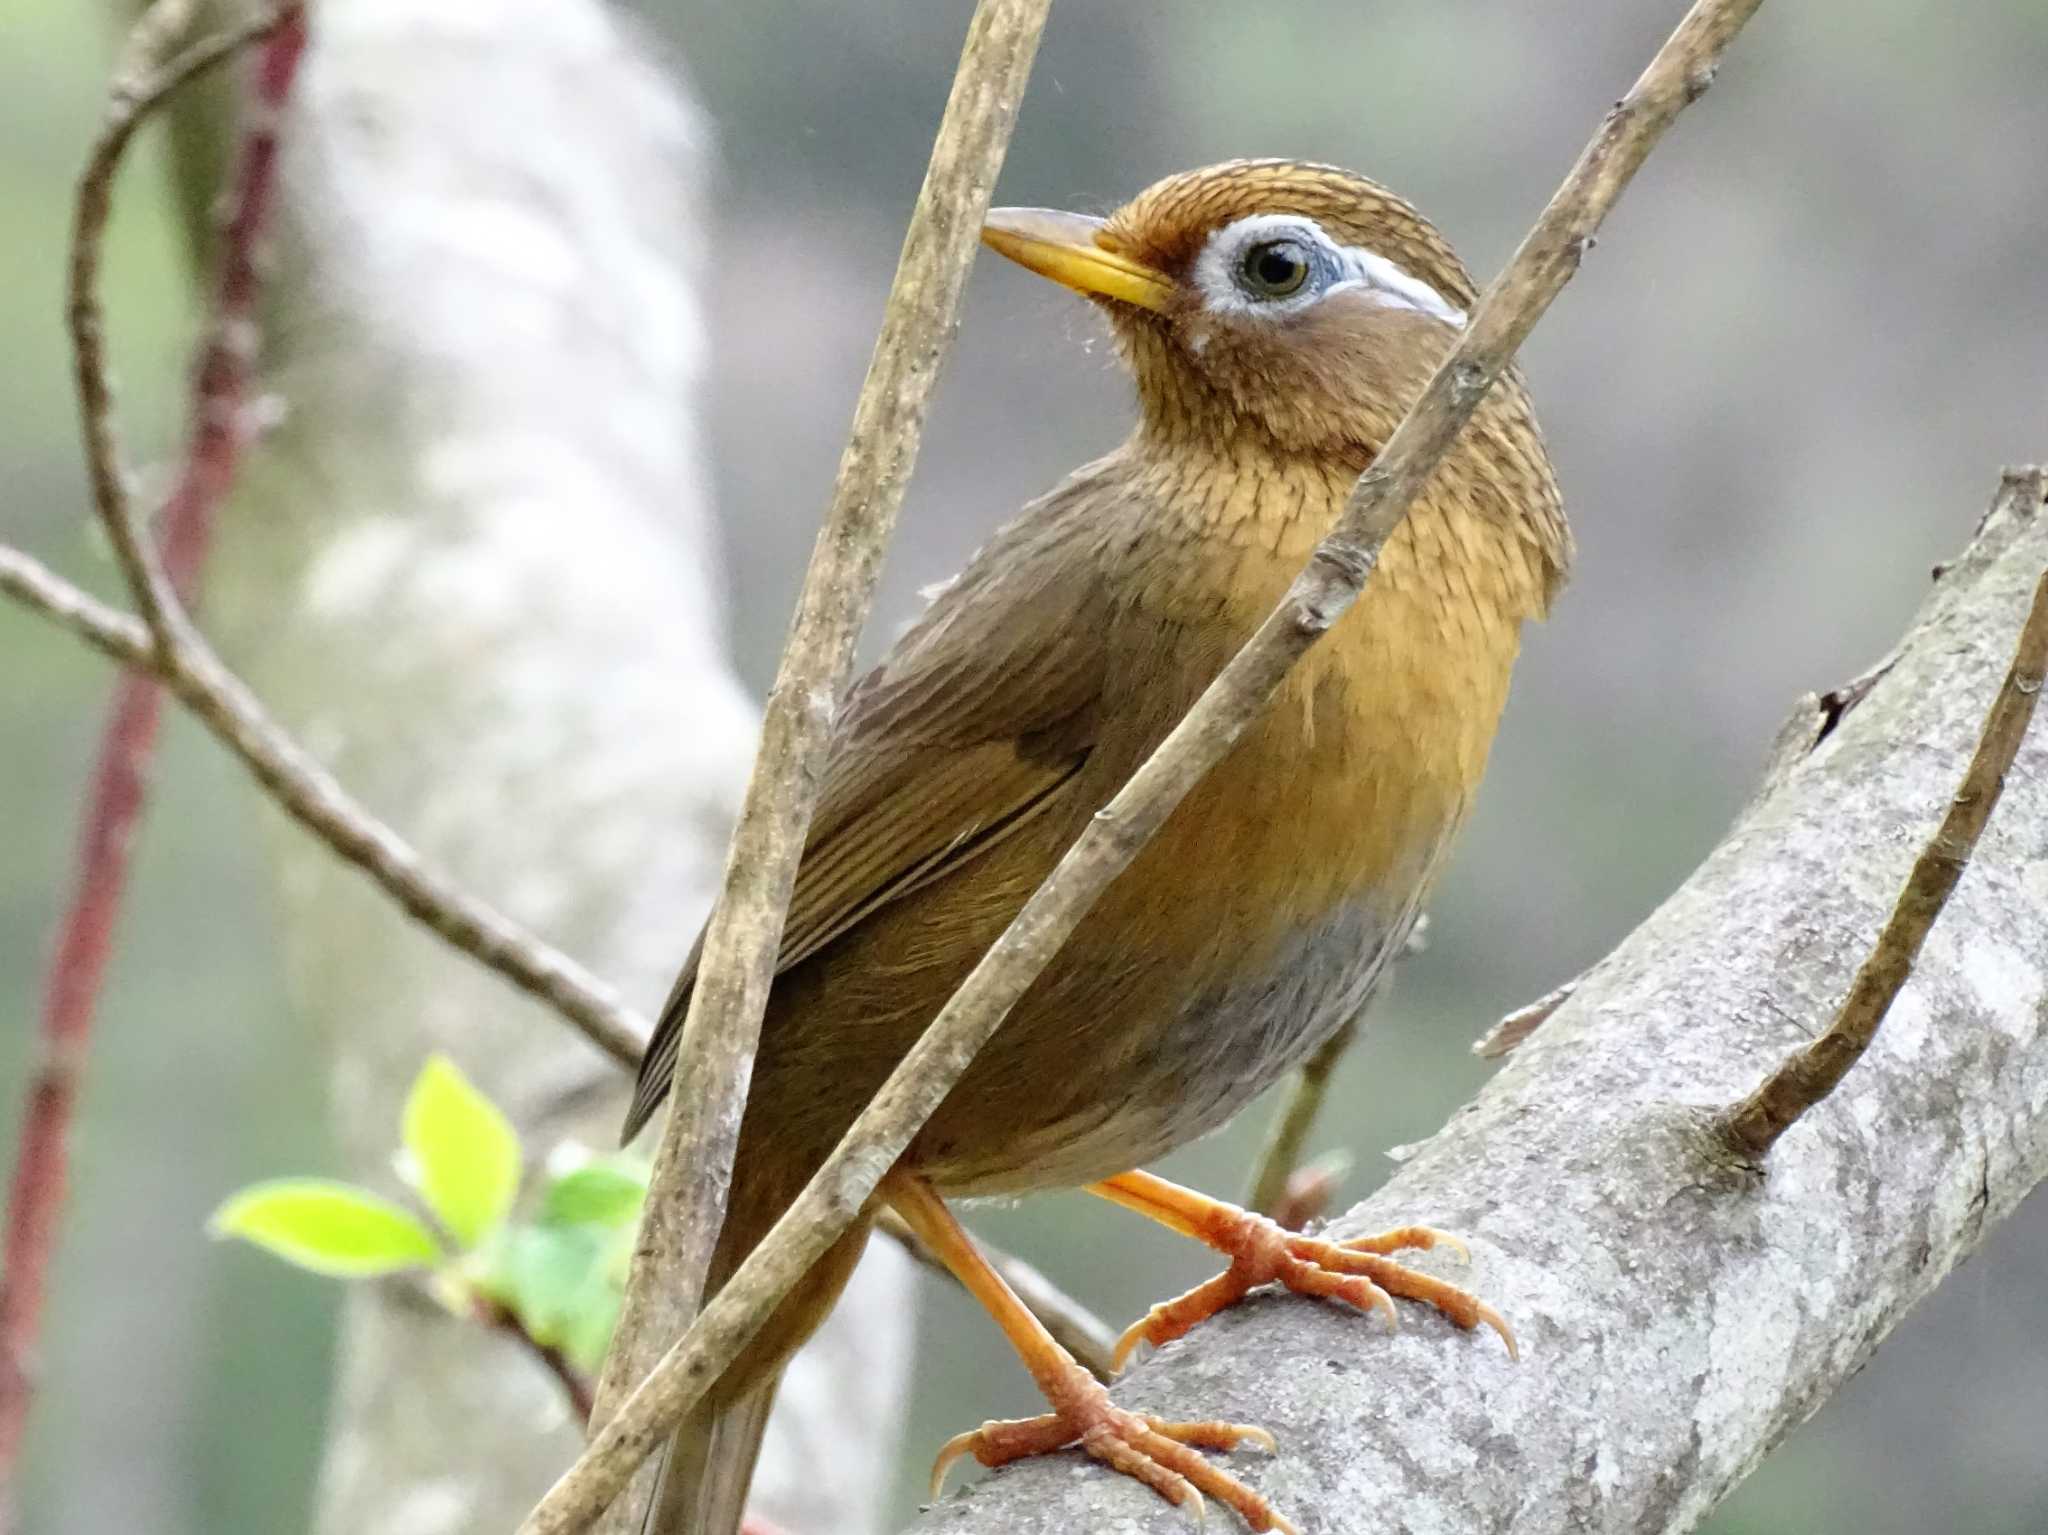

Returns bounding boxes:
[211,1180,444,1279]
[5,0,2046,1531]
[399,1055,521,1252]
[212,1056,645,1378]
[477,1182,638,1376]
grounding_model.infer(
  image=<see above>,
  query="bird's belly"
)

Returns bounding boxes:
[916,894,1406,1196]
[906,625,1467,1196]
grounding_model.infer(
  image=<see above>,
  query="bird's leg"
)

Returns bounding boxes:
[883,1170,1296,1534]
[1086,1168,1517,1368]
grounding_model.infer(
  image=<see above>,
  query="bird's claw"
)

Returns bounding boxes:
[1115,1213,1517,1367]
[928,1362,1290,1533]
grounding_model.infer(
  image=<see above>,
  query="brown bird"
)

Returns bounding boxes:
[626,158,1571,1535]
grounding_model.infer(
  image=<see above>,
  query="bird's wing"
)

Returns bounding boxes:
[623,470,1116,1140]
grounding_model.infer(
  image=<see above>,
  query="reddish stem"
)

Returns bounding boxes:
[0,7,308,1503]
[0,678,166,1486]
[473,1299,599,1428]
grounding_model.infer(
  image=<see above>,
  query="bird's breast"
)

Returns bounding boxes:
[911,483,1535,1191]
[907,463,1547,1195]
[1106,476,1527,936]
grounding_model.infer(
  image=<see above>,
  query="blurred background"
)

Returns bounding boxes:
[4,0,2045,1530]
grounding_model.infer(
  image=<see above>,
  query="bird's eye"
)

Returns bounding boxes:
[1238,238,1312,299]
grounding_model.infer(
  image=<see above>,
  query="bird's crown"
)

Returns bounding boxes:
[1102,158,1476,317]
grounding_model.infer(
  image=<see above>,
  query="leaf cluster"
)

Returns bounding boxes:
[210,1055,646,1373]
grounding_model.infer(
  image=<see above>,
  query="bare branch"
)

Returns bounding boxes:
[0,678,167,1516]
[1721,485,2048,1158]
[587,3,1052,1524]
[0,547,152,667]
[1245,919,1423,1224]
[6,0,654,1075]
[1245,1019,1357,1224]
[1473,974,1579,1059]
[1,3,305,1510]
[475,1298,599,1427]
[519,3,1769,1529]
[0,538,648,1069]
[67,0,291,646]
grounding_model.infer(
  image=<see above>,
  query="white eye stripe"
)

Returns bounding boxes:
[1331,247,1466,326]
[1191,213,1465,327]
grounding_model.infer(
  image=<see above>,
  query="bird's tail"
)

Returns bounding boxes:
[639,1214,877,1535]
[642,1372,780,1535]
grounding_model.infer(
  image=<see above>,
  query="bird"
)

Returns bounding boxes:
[624,158,1572,1535]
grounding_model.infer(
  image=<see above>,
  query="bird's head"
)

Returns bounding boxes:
[983,160,1479,461]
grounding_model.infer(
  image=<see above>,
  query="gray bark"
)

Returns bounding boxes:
[904,474,2048,1535]
[199,3,912,1531]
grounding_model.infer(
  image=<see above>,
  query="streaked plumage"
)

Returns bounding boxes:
[631,160,1570,1535]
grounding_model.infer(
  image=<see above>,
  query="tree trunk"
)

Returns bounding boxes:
[199,3,913,1531]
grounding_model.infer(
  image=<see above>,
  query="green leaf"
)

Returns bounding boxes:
[562,1272,625,1372]
[401,1054,521,1249]
[209,1179,441,1277]
[538,1160,646,1230]
[476,1224,624,1370]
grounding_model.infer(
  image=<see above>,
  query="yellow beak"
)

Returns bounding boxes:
[980,208,1174,312]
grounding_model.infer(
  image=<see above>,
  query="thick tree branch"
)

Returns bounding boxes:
[588,4,1051,1527]
[521,3,1769,1529]
[901,476,2048,1533]
[1722,484,2048,1158]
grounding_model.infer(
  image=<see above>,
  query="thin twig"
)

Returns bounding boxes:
[19,598,646,1065]
[586,5,1051,1524]
[875,1209,1117,1382]
[0,548,152,666]
[1720,563,2048,1160]
[518,4,1769,1528]
[475,1298,598,1426]
[0,681,165,1506]
[0,559,645,1069]
[0,127,1106,1386]
[0,2,304,1507]
[1472,974,1580,1059]
[0,544,649,1071]
[1244,918,1427,1223]
[14,0,650,1072]
[68,1,289,648]
[1245,1020,1358,1225]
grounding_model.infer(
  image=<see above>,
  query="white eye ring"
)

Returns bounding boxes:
[1191,213,1465,327]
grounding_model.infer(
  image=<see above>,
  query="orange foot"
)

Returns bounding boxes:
[932,1356,1293,1533]
[1091,1171,1518,1369]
